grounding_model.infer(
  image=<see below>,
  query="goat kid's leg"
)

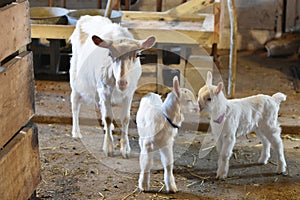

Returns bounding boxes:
[265,128,287,175]
[71,90,82,138]
[216,135,236,179]
[160,144,177,193]
[138,142,153,191]
[256,130,271,164]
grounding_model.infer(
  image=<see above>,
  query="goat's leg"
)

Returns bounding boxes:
[138,141,153,191]
[99,91,114,157]
[71,90,82,138]
[264,128,287,175]
[216,134,236,179]
[102,116,114,157]
[119,98,132,158]
[160,144,177,193]
[256,130,271,164]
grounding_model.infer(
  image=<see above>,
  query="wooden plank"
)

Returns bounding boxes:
[31,24,214,45]
[0,0,30,62]
[168,0,215,16]
[121,10,207,22]
[0,51,34,148]
[30,24,75,40]
[0,124,41,200]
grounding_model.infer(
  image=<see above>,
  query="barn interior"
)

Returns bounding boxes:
[0,0,299,199]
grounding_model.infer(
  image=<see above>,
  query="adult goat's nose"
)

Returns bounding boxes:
[118,79,128,90]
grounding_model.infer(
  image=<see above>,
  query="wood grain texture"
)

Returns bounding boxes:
[0,0,30,62]
[0,51,34,148]
[0,123,41,200]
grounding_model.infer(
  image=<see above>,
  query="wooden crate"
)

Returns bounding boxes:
[0,51,34,148]
[0,123,41,200]
[0,0,30,62]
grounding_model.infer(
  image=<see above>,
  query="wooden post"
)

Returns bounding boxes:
[227,0,237,98]
[124,0,130,10]
[157,0,163,12]
[61,0,66,7]
[98,0,102,8]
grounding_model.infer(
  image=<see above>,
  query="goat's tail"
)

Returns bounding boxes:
[272,92,286,104]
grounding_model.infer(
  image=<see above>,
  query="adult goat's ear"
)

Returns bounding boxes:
[92,35,112,48]
[173,76,181,97]
[206,71,213,85]
[215,82,223,95]
[140,36,156,50]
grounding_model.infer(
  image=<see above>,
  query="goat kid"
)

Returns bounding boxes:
[69,15,156,158]
[198,71,287,179]
[137,76,198,192]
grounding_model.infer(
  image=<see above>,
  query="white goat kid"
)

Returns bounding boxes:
[198,71,287,179]
[137,76,198,192]
[69,15,156,158]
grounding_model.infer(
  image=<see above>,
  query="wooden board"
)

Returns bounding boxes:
[0,51,34,148]
[0,0,30,62]
[0,123,41,200]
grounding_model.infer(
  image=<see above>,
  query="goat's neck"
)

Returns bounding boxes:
[162,93,182,125]
[211,91,228,118]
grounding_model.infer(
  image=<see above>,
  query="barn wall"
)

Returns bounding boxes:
[29,0,300,50]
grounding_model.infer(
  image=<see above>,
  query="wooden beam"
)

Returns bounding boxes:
[31,24,75,40]
[121,10,207,22]
[227,0,237,98]
[168,0,215,16]
[31,23,214,46]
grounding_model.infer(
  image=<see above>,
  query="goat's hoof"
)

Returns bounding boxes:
[121,147,131,159]
[258,157,269,165]
[72,132,82,138]
[168,187,178,193]
[277,170,288,176]
[103,149,114,157]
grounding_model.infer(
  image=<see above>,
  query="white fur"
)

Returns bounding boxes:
[69,15,156,158]
[137,76,198,192]
[198,71,287,179]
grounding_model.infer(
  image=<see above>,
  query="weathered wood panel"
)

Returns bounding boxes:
[0,51,34,148]
[0,124,41,200]
[0,0,30,62]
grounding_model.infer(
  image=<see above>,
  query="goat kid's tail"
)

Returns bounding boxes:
[272,92,286,104]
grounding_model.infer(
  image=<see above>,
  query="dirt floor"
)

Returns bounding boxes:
[33,50,300,200]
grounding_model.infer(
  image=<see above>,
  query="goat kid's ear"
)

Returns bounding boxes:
[173,76,181,97]
[140,36,156,50]
[215,82,223,95]
[206,71,213,85]
[92,35,112,48]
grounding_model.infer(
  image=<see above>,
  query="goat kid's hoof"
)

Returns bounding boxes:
[216,174,227,180]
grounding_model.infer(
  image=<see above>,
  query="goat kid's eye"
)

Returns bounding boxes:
[207,97,212,101]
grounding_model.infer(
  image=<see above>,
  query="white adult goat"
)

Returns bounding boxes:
[198,71,287,179]
[137,76,198,192]
[69,15,156,158]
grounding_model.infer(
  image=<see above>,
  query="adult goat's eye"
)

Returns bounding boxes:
[207,97,211,101]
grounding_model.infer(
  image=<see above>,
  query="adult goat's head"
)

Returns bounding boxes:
[92,35,156,91]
